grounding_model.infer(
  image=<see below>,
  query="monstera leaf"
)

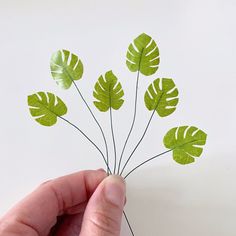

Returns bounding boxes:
[28,92,67,126]
[50,49,83,89]
[126,33,160,76]
[163,126,207,164]
[93,70,124,112]
[144,78,179,117]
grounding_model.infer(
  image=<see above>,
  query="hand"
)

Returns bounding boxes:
[0,170,126,236]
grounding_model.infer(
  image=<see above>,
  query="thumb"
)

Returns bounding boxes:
[80,175,126,236]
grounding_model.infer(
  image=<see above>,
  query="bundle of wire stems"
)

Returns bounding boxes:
[57,71,172,236]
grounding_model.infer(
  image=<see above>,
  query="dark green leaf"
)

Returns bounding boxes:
[163,126,207,164]
[28,92,67,126]
[126,33,160,76]
[93,70,124,112]
[50,49,83,89]
[144,78,179,117]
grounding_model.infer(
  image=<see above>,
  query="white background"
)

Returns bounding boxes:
[0,0,236,235]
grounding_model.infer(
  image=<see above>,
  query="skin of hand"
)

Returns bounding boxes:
[0,169,126,236]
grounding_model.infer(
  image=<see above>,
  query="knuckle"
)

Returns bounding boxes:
[89,210,120,235]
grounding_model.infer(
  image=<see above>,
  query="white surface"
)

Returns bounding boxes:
[0,0,236,235]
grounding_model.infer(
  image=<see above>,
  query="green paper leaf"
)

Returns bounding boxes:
[28,92,67,126]
[50,49,84,89]
[93,70,124,112]
[126,33,160,76]
[163,126,207,164]
[144,78,179,117]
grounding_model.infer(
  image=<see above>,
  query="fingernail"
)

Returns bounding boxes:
[96,168,106,173]
[104,175,126,207]
[124,196,127,205]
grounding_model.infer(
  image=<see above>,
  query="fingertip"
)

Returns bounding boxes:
[103,175,126,208]
[80,175,126,235]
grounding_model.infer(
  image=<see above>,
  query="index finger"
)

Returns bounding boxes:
[1,170,107,235]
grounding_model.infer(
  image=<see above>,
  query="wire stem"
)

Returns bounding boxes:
[123,210,135,236]
[117,70,140,174]
[59,116,111,174]
[120,109,156,176]
[109,107,117,174]
[71,80,109,174]
[124,149,172,179]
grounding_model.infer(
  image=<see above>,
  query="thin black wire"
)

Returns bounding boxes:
[60,115,135,235]
[117,70,140,174]
[120,109,156,176]
[59,114,135,236]
[109,107,117,174]
[123,210,135,236]
[124,139,199,178]
[71,80,110,174]
[124,149,172,179]
[62,65,134,235]
[59,116,112,174]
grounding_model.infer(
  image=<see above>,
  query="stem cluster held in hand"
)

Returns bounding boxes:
[27,33,207,236]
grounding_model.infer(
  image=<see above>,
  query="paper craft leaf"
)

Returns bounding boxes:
[50,49,83,89]
[144,78,179,117]
[163,126,207,164]
[93,70,124,112]
[126,33,160,76]
[28,92,67,126]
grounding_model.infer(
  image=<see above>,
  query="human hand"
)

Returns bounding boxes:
[0,170,126,236]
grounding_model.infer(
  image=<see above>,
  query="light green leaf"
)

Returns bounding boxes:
[28,92,67,126]
[93,70,124,112]
[126,33,160,76]
[50,49,83,89]
[163,126,207,164]
[144,78,179,117]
